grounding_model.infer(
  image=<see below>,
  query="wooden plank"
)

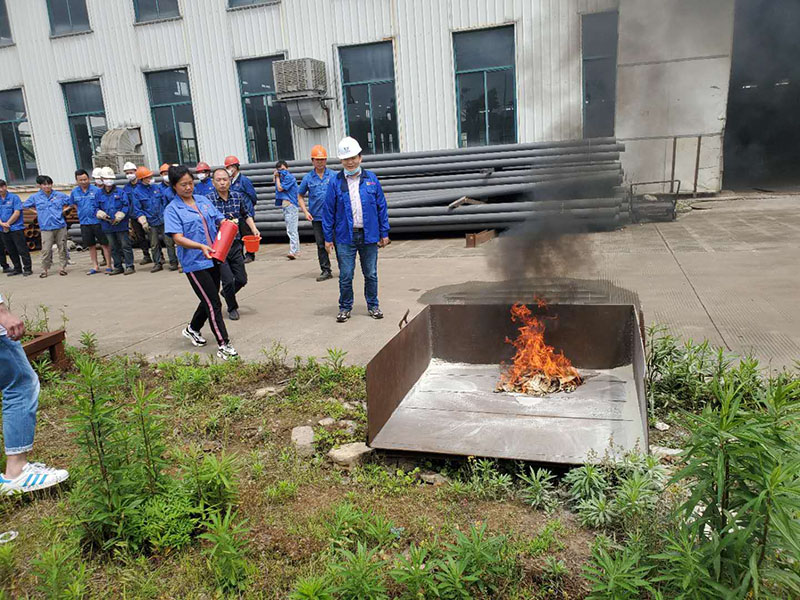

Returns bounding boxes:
[465,229,496,248]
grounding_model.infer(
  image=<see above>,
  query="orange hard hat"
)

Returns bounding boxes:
[196,161,211,173]
[135,166,154,180]
[310,145,328,159]
[223,155,240,168]
[159,163,170,174]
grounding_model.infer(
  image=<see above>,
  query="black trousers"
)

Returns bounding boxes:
[186,263,229,346]
[219,239,248,311]
[238,220,255,260]
[130,219,150,258]
[312,220,332,274]
[0,232,8,268]
[0,230,32,272]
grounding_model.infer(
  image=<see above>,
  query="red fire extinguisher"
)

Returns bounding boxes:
[211,220,238,262]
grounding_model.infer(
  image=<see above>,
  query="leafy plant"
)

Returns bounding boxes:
[564,463,608,504]
[445,523,513,596]
[583,543,652,600]
[390,543,436,599]
[324,502,398,552]
[264,480,298,503]
[329,542,388,600]
[577,493,616,529]
[31,542,89,600]
[0,542,14,585]
[541,556,569,582]
[78,331,98,355]
[518,467,558,511]
[290,575,336,600]
[199,509,251,594]
[181,449,240,517]
[434,557,477,600]
[611,471,658,531]
[129,485,199,555]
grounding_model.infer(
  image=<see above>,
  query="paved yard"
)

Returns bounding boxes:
[3,194,799,369]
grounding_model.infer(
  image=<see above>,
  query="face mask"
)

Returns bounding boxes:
[344,166,362,177]
[162,175,170,183]
[226,168,235,177]
[94,179,103,186]
[103,179,115,187]
[197,173,207,181]
[126,173,136,182]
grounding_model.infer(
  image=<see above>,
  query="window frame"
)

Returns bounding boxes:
[227,0,277,10]
[133,0,181,24]
[236,54,294,163]
[61,79,107,171]
[338,40,400,155]
[453,25,517,147]
[0,88,37,184]
[0,0,13,47]
[144,68,198,164]
[46,0,91,37]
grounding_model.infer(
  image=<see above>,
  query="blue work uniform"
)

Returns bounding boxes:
[97,186,131,233]
[163,196,223,274]
[274,170,298,207]
[23,191,70,231]
[323,169,390,245]
[69,185,101,225]
[132,182,165,227]
[159,182,176,203]
[0,193,25,232]
[298,168,335,220]
[230,173,258,208]
[194,178,214,197]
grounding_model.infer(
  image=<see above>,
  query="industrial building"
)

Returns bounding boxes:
[0,0,794,193]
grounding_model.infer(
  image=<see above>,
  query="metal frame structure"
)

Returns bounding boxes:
[133,0,180,23]
[145,68,198,164]
[338,40,400,155]
[453,25,517,148]
[46,0,90,36]
[236,54,292,163]
[61,79,107,171]
[0,88,36,183]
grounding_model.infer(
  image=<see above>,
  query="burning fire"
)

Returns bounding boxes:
[497,301,583,395]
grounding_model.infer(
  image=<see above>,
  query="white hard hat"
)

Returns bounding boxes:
[91,167,102,178]
[100,166,116,179]
[337,136,363,160]
[122,161,137,172]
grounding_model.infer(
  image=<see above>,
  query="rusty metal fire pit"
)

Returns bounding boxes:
[366,304,647,464]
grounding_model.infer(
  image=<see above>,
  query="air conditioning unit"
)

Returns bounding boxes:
[273,58,327,100]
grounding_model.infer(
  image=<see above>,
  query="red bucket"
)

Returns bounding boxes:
[242,235,261,254]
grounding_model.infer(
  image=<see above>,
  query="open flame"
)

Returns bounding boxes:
[497,301,583,395]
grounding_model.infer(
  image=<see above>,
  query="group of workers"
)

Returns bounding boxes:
[1,135,390,360]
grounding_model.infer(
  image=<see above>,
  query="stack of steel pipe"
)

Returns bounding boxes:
[67,138,625,244]
[243,137,626,236]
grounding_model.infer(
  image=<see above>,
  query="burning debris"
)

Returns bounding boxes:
[497,302,583,395]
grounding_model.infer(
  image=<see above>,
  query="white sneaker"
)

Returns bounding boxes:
[182,326,207,347]
[217,343,239,360]
[0,462,69,495]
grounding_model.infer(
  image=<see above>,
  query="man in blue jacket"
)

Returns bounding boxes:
[70,169,111,275]
[225,155,259,263]
[0,180,32,276]
[96,167,134,276]
[122,161,151,266]
[323,137,390,323]
[132,166,178,273]
[23,176,71,278]
[298,145,336,281]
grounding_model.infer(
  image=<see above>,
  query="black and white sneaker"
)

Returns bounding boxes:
[182,326,207,347]
[336,310,351,323]
[368,307,384,320]
[217,343,239,360]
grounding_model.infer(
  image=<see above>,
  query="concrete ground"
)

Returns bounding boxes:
[3,194,799,369]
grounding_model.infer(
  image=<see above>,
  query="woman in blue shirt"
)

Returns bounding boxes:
[164,165,238,361]
[273,160,300,259]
